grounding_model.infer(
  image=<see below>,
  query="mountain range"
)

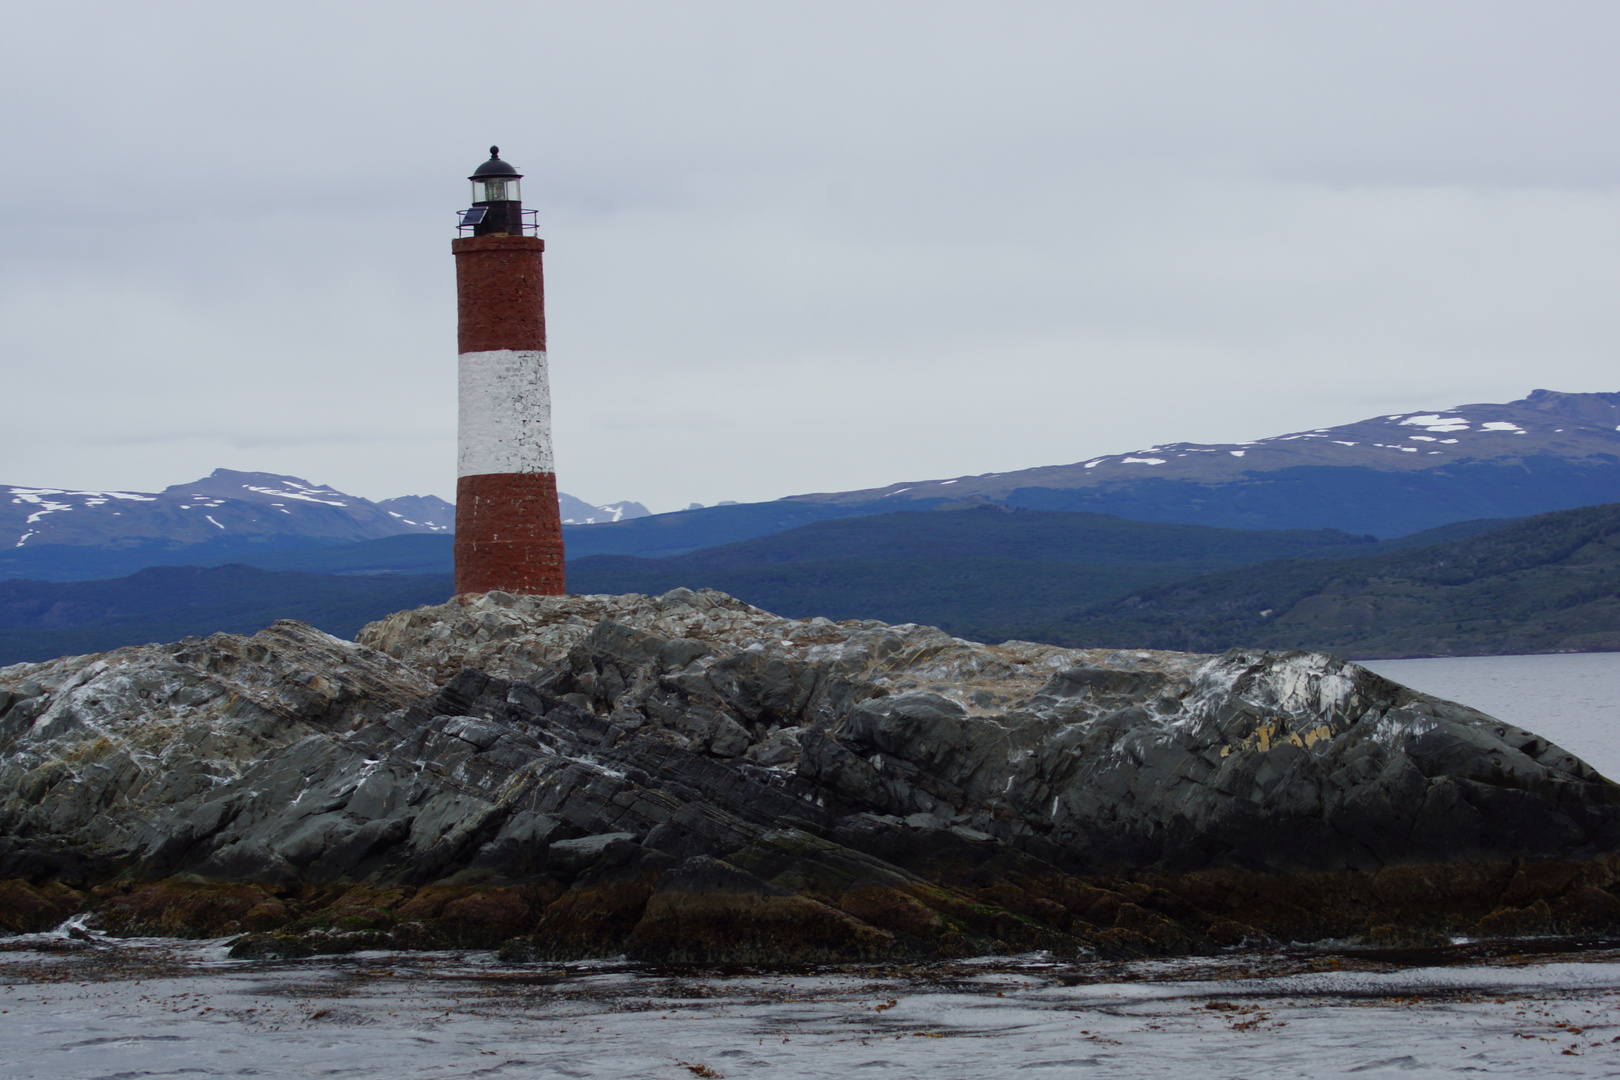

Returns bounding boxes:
[560,388,1620,558]
[1,388,1616,665]
[1,471,645,582]
[2,500,1609,666]
[563,506,1529,651]
[5,470,453,549]
[557,493,651,525]
[1049,501,1620,658]
[12,391,1619,574]
[799,388,1620,510]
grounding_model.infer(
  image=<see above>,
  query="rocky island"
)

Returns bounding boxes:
[3,589,1618,962]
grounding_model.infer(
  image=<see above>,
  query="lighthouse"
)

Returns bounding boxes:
[451,147,565,595]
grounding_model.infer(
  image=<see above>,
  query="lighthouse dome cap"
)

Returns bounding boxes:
[470,146,521,179]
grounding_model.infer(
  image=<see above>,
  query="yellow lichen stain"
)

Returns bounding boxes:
[1236,720,1336,755]
[62,736,114,764]
[1278,724,1335,749]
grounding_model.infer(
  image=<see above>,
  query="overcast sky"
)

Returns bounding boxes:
[2,2,1618,512]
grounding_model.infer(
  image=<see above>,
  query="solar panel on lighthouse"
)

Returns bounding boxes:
[459,207,488,225]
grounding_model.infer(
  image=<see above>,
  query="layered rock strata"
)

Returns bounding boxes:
[2,589,1619,961]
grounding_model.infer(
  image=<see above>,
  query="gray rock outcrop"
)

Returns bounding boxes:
[2,587,1617,959]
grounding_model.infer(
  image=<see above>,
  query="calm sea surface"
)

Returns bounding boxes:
[1362,652,1620,780]
[6,937,1620,1078]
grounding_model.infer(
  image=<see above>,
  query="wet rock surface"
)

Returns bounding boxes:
[3,588,1620,961]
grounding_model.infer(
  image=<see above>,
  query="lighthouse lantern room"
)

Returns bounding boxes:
[461,146,533,237]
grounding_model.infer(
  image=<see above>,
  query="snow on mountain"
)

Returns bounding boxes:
[2,470,448,550]
[557,493,652,525]
[375,495,457,533]
[3,469,653,551]
[788,389,1620,508]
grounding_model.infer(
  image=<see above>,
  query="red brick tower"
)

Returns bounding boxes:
[452,147,565,595]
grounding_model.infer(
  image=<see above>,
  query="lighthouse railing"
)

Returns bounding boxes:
[456,208,539,237]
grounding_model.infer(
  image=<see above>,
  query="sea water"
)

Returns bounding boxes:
[4,934,1620,1078]
[6,653,1620,1078]
[1363,652,1620,780]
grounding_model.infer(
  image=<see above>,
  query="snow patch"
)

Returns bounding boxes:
[1229,450,1245,458]
[243,484,348,507]
[1481,421,1527,434]
[22,499,72,524]
[1120,457,1166,465]
[8,487,156,503]
[1399,414,1470,433]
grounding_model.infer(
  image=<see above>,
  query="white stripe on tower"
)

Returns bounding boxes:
[457,349,554,477]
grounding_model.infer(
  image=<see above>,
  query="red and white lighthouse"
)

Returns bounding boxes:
[451,146,565,595]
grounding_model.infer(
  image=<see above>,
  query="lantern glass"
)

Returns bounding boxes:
[472,177,520,203]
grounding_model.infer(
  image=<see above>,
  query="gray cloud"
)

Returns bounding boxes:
[2,2,1617,511]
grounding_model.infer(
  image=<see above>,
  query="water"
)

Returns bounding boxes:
[5,934,1620,1078]
[1362,652,1620,780]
